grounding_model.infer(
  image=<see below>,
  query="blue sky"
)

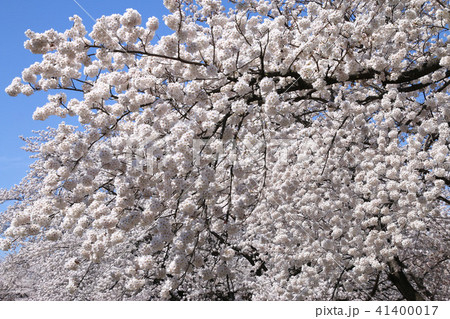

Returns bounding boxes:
[0,1,173,192]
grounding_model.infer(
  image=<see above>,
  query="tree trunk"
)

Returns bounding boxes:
[387,257,425,301]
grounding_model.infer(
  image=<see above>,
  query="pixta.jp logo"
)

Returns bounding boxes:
[124,134,297,174]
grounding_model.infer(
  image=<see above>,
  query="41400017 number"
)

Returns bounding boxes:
[376,305,438,316]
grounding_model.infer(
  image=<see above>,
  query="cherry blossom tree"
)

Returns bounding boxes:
[1,0,449,300]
